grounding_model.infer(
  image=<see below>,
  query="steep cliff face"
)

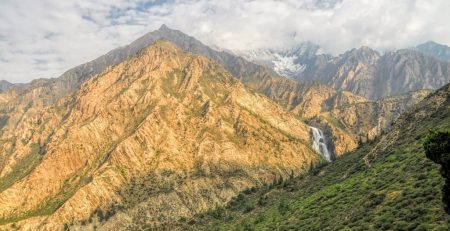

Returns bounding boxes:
[250,80,431,156]
[0,82,69,192]
[372,50,450,99]
[246,82,363,156]
[0,41,322,230]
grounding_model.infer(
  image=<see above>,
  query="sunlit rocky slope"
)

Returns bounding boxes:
[0,26,432,162]
[0,41,327,230]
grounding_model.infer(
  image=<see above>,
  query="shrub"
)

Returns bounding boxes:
[206,207,224,219]
[278,199,290,215]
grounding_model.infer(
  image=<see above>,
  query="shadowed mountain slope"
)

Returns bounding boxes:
[415,41,450,62]
[0,81,14,93]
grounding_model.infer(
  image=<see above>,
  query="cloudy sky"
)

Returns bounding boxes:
[1,0,450,83]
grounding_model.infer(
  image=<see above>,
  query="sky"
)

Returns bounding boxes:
[1,0,450,83]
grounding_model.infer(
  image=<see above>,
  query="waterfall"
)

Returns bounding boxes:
[310,127,332,162]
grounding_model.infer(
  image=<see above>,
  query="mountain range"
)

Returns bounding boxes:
[415,41,450,62]
[0,41,323,230]
[1,25,450,230]
[239,41,450,99]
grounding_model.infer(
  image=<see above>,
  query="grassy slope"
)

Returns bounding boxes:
[180,88,450,230]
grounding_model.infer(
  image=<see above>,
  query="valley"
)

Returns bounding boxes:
[0,23,449,230]
[180,83,450,230]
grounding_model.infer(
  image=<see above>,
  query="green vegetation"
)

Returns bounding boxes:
[0,143,42,193]
[179,92,450,230]
[198,71,233,105]
[0,115,8,130]
[0,163,93,225]
[424,130,450,164]
[424,130,450,214]
[161,69,185,99]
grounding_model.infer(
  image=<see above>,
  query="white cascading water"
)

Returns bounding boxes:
[310,127,332,162]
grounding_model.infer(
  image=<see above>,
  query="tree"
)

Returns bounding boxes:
[358,136,363,146]
[424,130,450,214]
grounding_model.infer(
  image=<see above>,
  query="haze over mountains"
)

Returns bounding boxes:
[0,25,450,230]
[415,41,450,62]
[0,81,14,93]
[238,40,450,99]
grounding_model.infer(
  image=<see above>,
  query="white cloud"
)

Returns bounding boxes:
[1,0,450,83]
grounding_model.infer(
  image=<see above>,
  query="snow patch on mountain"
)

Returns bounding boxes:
[234,42,320,78]
[272,53,306,77]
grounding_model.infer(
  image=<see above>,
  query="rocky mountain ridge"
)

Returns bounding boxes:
[0,40,324,230]
[235,42,321,78]
[238,42,450,99]
[415,41,450,62]
[0,26,360,159]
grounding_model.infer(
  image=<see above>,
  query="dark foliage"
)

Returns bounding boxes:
[424,130,450,214]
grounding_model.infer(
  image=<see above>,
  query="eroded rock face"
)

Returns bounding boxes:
[329,89,431,141]
[312,47,449,100]
[1,26,418,171]
[275,83,430,155]
[0,41,321,230]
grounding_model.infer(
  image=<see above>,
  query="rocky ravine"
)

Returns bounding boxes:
[270,82,431,153]
[0,41,324,230]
